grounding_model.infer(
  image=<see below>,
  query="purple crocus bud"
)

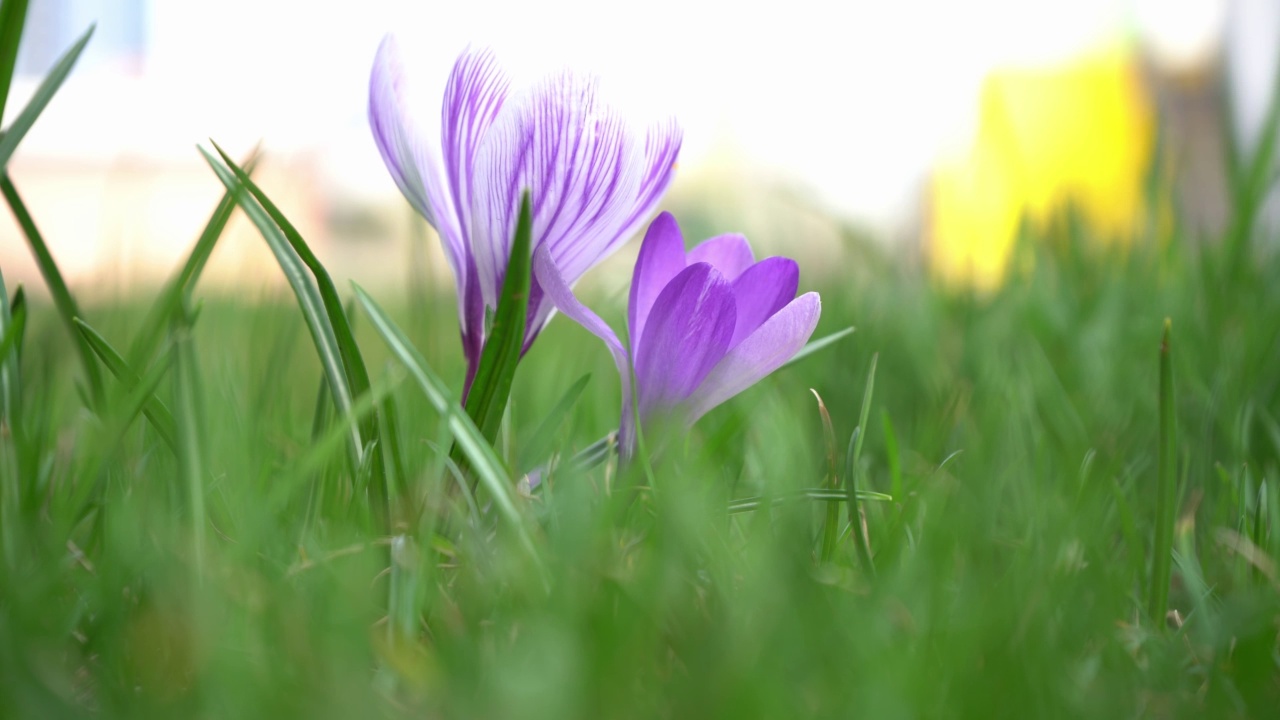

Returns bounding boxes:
[533,212,821,456]
[368,35,682,394]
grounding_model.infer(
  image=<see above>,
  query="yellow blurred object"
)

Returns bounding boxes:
[928,47,1155,288]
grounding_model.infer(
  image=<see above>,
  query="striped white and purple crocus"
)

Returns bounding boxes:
[534,212,821,455]
[368,36,681,394]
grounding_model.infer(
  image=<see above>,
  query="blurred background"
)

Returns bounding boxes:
[0,0,1275,294]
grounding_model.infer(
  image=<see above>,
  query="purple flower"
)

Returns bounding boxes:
[533,212,821,454]
[368,36,681,393]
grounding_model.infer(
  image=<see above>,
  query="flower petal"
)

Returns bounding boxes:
[441,46,510,245]
[470,70,666,339]
[684,292,821,423]
[368,35,462,275]
[616,118,683,238]
[634,263,736,420]
[531,246,629,393]
[687,233,755,281]
[728,257,799,348]
[627,212,688,352]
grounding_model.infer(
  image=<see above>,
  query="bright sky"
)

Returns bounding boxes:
[12,0,1237,234]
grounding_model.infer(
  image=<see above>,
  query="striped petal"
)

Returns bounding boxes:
[684,292,821,423]
[470,72,681,346]
[368,35,461,276]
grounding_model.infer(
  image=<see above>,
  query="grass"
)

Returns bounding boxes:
[3,198,1280,717]
[2,11,1280,717]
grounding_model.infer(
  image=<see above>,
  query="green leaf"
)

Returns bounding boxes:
[171,305,206,581]
[517,373,591,473]
[1148,318,1177,625]
[0,0,31,121]
[0,23,93,170]
[73,318,177,453]
[727,488,893,515]
[0,274,24,426]
[845,353,878,575]
[781,327,855,370]
[127,147,262,366]
[463,191,532,444]
[208,143,392,520]
[353,283,541,567]
[0,172,103,406]
[198,145,363,476]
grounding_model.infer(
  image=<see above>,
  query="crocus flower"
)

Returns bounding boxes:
[533,212,821,455]
[368,36,681,392]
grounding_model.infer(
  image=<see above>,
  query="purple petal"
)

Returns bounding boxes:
[684,292,821,423]
[368,36,462,277]
[634,263,736,420]
[616,118,683,238]
[441,46,510,245]
[627,212,688,351]
[470,72,681,348]
[531,245,630,399]
[728,257,799,348]
[687,233,755,281]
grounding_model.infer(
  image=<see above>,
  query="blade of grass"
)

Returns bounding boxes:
[126,148,262,366]
[171,306,206,584]
[209,143,393,523]
[0,24,93,170]
[0,0,31,121]
[813,389,840,564]
[727,488,893,515]
[463,191,532,444]
[846,353,878,575]
[781,327,854,370]
[0,172,103,406]
[353,283,540,568]
[73,318,177,452]
[1148,318,1177,625]
[198,146,363,476]
[517,373,591,473]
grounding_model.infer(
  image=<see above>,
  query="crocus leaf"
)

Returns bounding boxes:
[73,318,178,453]
[463,190,532,445]
[127,147,262,367]
[517,373,591,473]
[0,0,31,121]
[353,282,542,568]
[780,327,854,370]
[208,142,394,517]
[0,23,93,171]
[1,173,104,407]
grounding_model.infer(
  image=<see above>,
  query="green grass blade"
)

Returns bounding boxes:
[1148,318,1177,625]
[73,318,177,453]
[463,191,532,444]
[727,488,893,515]
[845,353,878,575]
[0,23,93,170]
[813,390,840,563]
[353,283,540,566]
[171,306,206,582]
[517,373,591,473]
[209,142,389,520]
[198,145,363,473]
[126,148,261,366]
[0,172,103,406]
[781,326,854,370]
[0,0,31,121]
[0,275,23,425]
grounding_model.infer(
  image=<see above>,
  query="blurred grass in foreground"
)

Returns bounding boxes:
[3,198,1280,717]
